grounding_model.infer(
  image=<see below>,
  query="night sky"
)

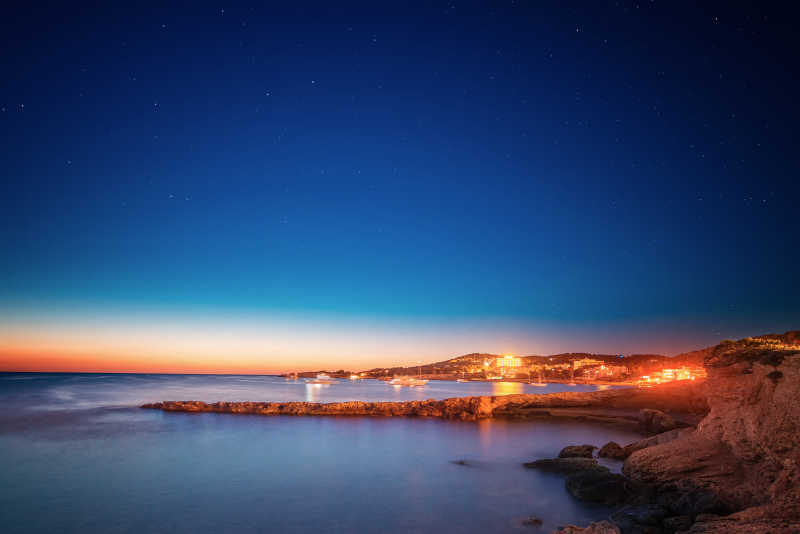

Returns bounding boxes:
[1,2,798,372]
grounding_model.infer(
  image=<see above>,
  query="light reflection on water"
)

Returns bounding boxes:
[492,381,524,395]
[304,382,331,402]
[0,373,637,534]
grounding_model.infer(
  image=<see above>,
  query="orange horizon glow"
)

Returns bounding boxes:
[0,313,518,374]
[0,309,739,375]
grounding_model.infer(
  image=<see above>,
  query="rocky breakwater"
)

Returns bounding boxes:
[141,380,707,423]
[621,333,800,533]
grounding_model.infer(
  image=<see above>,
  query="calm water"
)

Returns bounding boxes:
[0,373,638,533]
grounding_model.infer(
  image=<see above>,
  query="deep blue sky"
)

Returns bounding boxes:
[1,1,798,365]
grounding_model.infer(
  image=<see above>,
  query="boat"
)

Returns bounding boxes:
[456,378,469,383]
[307,373,336,385]
[528,369,547,386]
[388,376,428,387]
[348,374,360,380]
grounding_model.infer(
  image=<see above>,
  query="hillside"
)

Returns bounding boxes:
[360,348,707,379]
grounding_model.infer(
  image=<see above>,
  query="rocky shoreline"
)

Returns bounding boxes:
[529,333,800,534]
[141,331,800,534]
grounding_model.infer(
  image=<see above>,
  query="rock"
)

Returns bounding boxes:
[692,514,720,523]
[553,520,621,534]
[686,501,800,533]
[661,515,692,533]
[141,379,709,422]
[622,428,691,457]
[598,441,627,459]
[639,408,678,434]
[623,333,800,533]
[609,504,669,532]
[559,444,597,458]
[524,457,607,475]
[520,516,542,527]
[566,469,631,505]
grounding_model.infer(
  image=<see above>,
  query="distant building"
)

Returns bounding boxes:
[573,358,603,369]
[583,364,628,380]
[639,365,706,384]
[495,355,522,374]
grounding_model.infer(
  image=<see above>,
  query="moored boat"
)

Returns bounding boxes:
[307,373,336,385]
[388,376,428,387]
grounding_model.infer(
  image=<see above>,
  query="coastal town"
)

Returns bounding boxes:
[283,350,708,386]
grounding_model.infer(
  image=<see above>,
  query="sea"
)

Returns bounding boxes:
[0,373,640,533]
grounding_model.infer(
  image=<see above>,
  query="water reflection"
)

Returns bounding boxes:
[492,381,524,396]
[477,419,493,452]
[305,383,330,402]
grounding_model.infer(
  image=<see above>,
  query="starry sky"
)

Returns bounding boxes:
[1,2,798,373]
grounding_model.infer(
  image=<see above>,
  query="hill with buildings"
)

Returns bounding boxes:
[358,347,709,383]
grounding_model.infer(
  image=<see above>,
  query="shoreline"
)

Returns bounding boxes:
[139,334,800,534]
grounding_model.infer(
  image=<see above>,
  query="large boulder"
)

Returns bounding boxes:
[622,427,692,457]
[638,408,678,434]
[559,444,597,458]
[598,441,627,459]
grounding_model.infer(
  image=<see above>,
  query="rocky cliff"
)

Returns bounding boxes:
[622,332,800,533]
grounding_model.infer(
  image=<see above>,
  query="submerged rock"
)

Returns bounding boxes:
[553,520,621,534]
[520,516,542,527]
[523,457,606,475]
[559,444,597,458]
